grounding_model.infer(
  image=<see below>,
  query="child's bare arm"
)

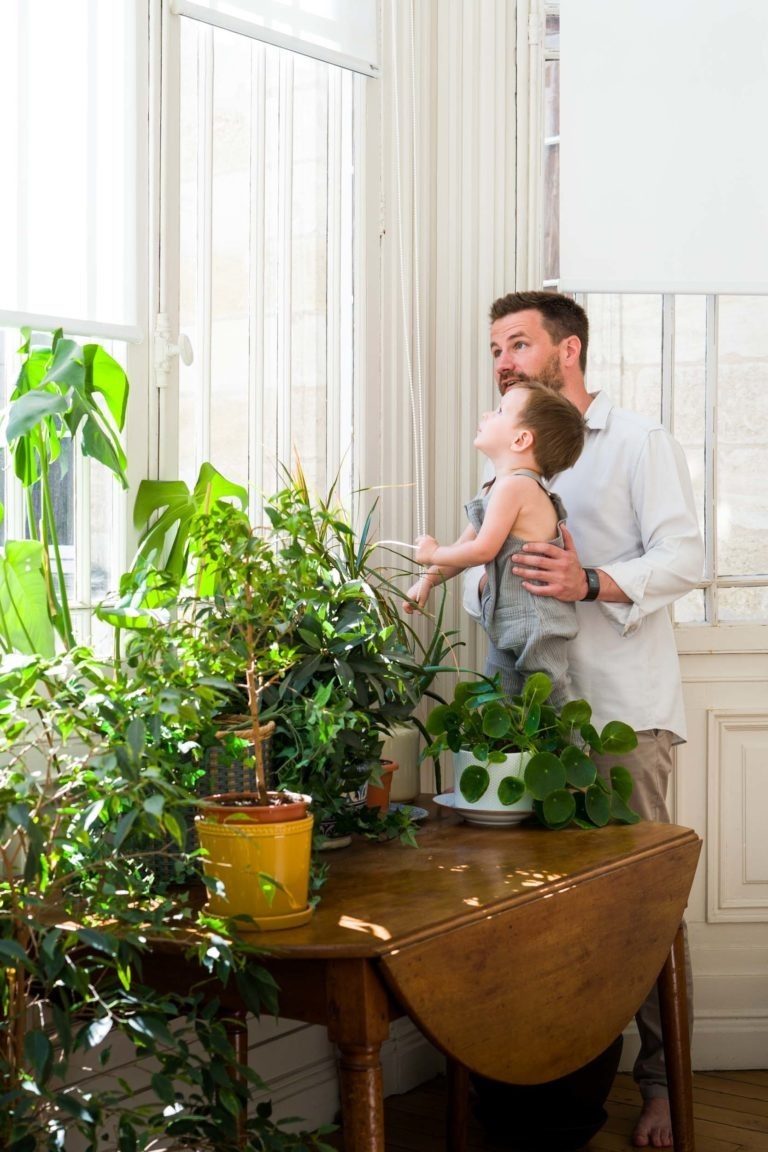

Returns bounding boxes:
[403,524,476,613]
[416,480,522,568]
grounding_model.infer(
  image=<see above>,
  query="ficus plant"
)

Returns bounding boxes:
[0,650,334,1152]
[423,673,641,830]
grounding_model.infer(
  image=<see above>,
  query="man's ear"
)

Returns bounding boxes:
[561,334,581,369]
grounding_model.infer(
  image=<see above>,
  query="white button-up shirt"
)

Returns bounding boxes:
[464,391,704,741]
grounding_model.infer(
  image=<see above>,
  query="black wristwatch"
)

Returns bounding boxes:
[581,567,600,602]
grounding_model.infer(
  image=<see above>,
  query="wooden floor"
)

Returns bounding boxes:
[328,1070,768,1151]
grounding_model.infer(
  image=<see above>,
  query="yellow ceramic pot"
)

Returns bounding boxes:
[195,806,314,930]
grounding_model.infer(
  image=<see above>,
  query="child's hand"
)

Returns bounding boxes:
[402,576,431,614]
[414,534,438,564]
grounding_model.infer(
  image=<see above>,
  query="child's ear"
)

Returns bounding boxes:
[511,428,534,451]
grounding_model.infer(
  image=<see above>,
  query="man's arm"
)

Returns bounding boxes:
[509,430,703,619]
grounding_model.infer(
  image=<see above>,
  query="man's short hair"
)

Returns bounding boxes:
[490,291,589,372]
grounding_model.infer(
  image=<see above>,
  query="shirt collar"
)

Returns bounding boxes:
[583,390,613,429]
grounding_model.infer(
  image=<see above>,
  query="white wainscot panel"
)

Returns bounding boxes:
[707,710,768,922]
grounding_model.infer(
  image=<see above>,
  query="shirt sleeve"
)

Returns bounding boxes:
[462,565,484,622]
[599,428,704,637]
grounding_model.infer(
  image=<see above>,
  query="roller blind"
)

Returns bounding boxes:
[559,0,768,294]
[171,0,378,76]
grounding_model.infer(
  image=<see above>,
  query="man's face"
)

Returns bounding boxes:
[489,309,565,396]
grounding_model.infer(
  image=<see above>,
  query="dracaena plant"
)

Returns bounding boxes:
[423,673,642,830]
[0,328,129,655]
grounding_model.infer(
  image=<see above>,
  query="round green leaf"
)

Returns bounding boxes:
[584,784,611,827]
[559,698,592,727]
[459,765,490,803]
[425,703,451,735]
[482,703,512,740]
[542,789,576,827]
[561,745,597,789]
[610,763,634,802]
[497,775,525,805]
[599,720,638,754]
[522,672,553,705]
[524,752,567,800]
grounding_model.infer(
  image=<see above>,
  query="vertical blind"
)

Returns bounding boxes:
[559,0,768,293]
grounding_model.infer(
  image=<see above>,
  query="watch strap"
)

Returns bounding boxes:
[581,567,600,602]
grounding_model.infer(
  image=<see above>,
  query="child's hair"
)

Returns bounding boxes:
[514,381,586,480]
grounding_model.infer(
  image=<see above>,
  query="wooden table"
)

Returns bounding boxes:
[152,799,701,1151]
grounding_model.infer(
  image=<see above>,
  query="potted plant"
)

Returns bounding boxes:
[423,672,641,830]
[0,650,333,1151]
[126,464,455,849]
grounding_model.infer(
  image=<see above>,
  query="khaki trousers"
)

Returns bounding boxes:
[591,729,694,1101]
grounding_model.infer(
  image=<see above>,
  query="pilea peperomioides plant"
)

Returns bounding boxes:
[423,673,642,830]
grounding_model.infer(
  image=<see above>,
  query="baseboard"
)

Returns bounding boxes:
[619,1012,768,1073]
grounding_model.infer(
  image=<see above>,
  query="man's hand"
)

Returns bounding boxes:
[510,524,587,601]
[414,534,439,564]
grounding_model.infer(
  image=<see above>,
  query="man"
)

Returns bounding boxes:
[466,291,704,1148]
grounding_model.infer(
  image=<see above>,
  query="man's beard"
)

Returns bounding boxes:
[498,353,565,395]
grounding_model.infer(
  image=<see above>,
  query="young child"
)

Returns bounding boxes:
[404,381,586,707]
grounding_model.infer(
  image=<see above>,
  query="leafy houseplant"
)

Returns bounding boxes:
[0,328,129,655]
[0,651,333,1152]
[423,673,641,830]
[127,464,456,846]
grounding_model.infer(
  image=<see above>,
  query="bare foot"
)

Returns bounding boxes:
[632,1096,673,1147]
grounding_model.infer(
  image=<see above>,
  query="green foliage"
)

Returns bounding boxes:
[0,651,333,1151]
[424,673,641,830]
[0,329,129,652]
[126,463,458,844]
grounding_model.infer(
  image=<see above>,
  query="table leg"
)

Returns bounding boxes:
[446,1058,470,1152]
[326,959,391,1152]
[222,1007,249,1149]
[657,924,695,1152]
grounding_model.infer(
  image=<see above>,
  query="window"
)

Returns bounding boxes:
[0,2,144,641]
[536,1,768,626]
[173,14,360,509]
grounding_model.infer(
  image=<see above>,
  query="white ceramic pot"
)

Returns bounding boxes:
[450,749,534,824]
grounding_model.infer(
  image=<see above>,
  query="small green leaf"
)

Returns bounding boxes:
[599,720,639,754]
[524,752,567,800]
[458,765,490,803]
[584,784,611,826]
[497,775,525,805]
[522,672,553,706]
[610,763,635,802]
[482,703,512,740]
[561,745,596,789]
[541,789,576,827]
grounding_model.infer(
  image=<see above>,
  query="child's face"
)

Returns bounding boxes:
[474,388,530,457]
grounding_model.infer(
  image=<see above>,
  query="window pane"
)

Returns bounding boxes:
[717,297,768,578]
[673,295,707,555]
[581,295,663,420]
[0,1,137,325]
[543,58,560,284]
[718,587,768,623]
[674,588,705,625]
[178,22,354,500]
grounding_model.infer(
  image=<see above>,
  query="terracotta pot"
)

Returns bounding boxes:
[197,790,311,824]
[365,759,398,812]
